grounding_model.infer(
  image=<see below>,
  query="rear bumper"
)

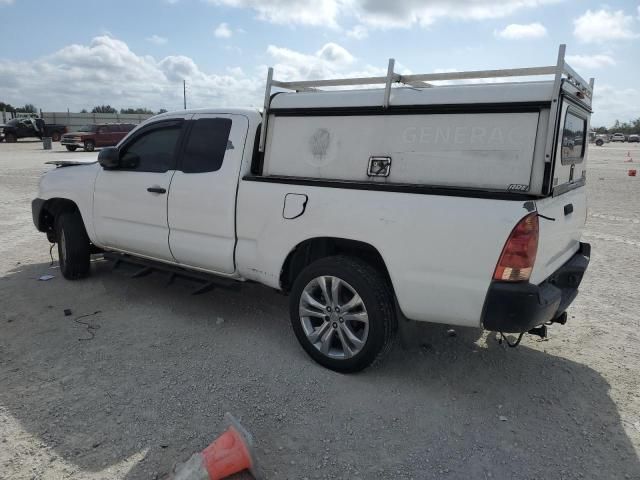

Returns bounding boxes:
[482,242,590,333]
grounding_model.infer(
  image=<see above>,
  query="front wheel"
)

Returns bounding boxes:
[4,133,17,143]
[55,211,91,279]
[289,256,397,373]
[65,145,78,152]
[84,140,95,152]
[595,139,603,146]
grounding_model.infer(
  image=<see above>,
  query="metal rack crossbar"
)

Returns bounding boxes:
[258,44,594,153]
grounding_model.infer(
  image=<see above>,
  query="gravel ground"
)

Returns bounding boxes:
[0,140,639,480]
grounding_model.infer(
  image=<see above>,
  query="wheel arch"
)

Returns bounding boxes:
[38,198,83,242]
[279,237,395,294]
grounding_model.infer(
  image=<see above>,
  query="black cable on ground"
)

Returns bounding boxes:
[73,311,102,341]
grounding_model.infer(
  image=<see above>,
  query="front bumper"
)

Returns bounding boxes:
[61,139,83,147]
[482,242,590,333]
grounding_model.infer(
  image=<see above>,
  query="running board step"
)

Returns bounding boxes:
[104,252,240,294]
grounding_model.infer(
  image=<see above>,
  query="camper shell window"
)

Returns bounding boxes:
[561,110,586,165]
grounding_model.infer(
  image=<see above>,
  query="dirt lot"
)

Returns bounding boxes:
[0,140,639,480]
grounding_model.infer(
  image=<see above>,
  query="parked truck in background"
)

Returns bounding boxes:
[0,118,67,143]
[61,123,136,152]
[31,45,592,372]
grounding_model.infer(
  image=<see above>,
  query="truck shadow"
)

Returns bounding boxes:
[0,260,638,479]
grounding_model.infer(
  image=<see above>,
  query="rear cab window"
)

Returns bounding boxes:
[180,118,232,174]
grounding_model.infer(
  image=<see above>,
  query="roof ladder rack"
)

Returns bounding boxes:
[258,44,593,152]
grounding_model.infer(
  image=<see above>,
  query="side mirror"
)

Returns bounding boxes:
[98,147,120,169]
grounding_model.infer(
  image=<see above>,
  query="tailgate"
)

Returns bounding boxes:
[530,186,586,284]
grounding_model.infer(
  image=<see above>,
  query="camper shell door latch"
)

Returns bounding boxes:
[368,156,392,177]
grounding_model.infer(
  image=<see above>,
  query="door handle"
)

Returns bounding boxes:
[147,187,166,194]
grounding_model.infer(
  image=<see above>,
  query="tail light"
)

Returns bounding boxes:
[493,212,539,282]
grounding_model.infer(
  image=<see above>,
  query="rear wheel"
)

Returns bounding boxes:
[65,145,78,152]
[55,212,91,280]
[289,256,397,373]
[5,133,17,143]
[51,132,61,142]
[595,139,603,146]
[84,140,95,152]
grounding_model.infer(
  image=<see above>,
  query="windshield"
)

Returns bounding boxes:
[75,125,97,132]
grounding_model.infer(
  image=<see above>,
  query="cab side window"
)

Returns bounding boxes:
[180,118,232,174]
[119,123,182,172]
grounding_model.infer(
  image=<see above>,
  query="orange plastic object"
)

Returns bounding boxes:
[201,415,256,480]
[629,169,637,177]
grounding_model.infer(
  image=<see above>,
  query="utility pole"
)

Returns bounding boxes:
[183,80,187,110]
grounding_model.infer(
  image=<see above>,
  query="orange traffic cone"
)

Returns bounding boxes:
[168,413,259,480]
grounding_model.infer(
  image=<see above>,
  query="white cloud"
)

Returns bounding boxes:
[146,34,168,45]
[0,36,366,112]
[592,84,640,126]
[0,36,262,111]
[494,22,547,39]
[208,0,341,28]
[353,0,560,28]
[267,42,355,80]
[346,24,368,39]
[208,0,561,29]
[214,22,233,38]
[227,66,244,76]
[573,9,640,43]
[565,54,616,70]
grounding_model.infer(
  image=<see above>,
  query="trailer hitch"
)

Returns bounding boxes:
[527,325,548,339]
[499,323,549,347]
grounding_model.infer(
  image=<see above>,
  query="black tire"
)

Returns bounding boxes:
[84,140,95,152]
[65,145,78,152]
[289,255,397,373]
[596,139,603,146]
[51,132,61,142]
[5,133,17,143]
[55,211,91,280]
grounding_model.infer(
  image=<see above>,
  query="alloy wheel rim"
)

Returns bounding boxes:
[299,275,369,359]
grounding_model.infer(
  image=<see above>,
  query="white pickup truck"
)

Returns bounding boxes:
[32,45,591,372]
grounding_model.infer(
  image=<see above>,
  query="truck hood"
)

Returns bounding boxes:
[63,130,89,136]
[45,159,97,167]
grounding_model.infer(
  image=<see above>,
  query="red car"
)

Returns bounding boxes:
[61,123,136,152]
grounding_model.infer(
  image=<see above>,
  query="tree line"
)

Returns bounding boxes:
[592,118,640,135]
[1,101,168,115]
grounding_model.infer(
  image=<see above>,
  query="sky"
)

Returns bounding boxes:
[0,0,639,126]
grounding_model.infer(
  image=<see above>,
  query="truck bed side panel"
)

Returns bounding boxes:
[236,180,530,327]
